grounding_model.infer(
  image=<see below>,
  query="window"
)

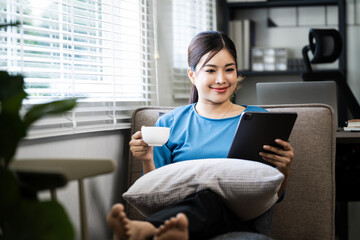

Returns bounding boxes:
[172,0,216,100]
[0,0,157,138]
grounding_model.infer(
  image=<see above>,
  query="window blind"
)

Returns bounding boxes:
[172,0,216,100]
[0,0,157,138]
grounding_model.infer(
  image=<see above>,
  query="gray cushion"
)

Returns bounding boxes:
[123,158,284,221]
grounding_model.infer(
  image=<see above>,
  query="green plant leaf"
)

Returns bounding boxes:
[1,91,27,115]
[0,71,26,103]
[23,99,77,130]
[0,169,20,223]
[0,114,26,167]
[1,51,76,240]
[2,200,75,240]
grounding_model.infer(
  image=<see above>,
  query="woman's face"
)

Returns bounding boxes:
[188,48,237,105]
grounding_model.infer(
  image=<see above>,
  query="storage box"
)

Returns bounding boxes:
[251,47,287,71]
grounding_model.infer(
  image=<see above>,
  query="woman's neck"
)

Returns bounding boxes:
[195,100,243,119]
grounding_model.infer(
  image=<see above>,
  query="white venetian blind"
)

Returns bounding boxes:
[0,0,157,138]
[172,0,216,100]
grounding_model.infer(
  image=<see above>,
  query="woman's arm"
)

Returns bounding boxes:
[259,139,294,197]
[129,130,156,174]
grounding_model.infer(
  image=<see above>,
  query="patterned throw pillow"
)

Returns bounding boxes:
[123,158,284,221]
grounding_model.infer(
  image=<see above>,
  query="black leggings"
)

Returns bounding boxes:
[146,189,257,240]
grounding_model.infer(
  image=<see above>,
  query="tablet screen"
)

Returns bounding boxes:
[227,111,297,167]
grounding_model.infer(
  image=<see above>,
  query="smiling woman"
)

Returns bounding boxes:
[188,49,243,119]
[187,32,245,119]
[0,0,157,138]
[107,31,295,240]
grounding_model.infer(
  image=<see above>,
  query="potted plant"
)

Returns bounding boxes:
[0,36,77,239]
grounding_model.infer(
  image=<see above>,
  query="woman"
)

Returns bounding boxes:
[107,31,294,240]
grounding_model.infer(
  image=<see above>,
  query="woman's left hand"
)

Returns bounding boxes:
[259,139,294,177]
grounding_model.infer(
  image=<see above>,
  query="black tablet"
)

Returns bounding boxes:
[227,111,298,167]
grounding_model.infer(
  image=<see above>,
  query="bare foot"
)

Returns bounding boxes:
[107,204,157,240]
[154,213,189,240]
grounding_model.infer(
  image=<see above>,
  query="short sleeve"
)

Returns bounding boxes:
[153,113,173,168]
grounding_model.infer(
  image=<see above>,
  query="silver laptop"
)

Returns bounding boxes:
[256,81,338,126]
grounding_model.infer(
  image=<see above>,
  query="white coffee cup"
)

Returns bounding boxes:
[141,126,170,146]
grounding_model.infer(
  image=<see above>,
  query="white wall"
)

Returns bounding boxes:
[347,0,360,104]
[155,0,189,107]
[156,0,176,107]
[347,27,360,104]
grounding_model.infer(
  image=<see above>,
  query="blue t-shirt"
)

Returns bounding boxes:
[153,103,267,168]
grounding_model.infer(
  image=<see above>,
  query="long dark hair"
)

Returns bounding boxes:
[188,31,238,104]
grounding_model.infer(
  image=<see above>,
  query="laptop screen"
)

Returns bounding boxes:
[256,81,338,126]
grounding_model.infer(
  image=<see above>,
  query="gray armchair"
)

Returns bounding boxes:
[125,104,336,240]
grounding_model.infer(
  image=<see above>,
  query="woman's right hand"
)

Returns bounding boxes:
[129,130,153,163]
